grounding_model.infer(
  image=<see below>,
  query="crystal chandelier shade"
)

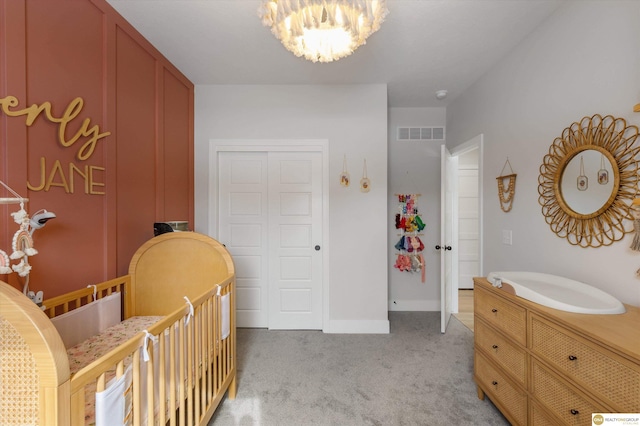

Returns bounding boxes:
[259,0,389,63]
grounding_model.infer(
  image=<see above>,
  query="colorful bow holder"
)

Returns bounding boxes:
[393,194,426,282]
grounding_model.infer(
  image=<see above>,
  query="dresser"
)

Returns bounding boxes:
[473,277,640,426]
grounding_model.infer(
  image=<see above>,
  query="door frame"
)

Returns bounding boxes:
[450,134,484,314]
[208,139,330,330]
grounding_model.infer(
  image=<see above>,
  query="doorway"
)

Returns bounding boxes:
[211,141,328,330]
[450,135,483,317]
[457,148,480,290]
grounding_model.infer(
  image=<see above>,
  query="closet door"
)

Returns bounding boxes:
[218,150,323,330]
[218,152,269,327]
[268,152,323,330]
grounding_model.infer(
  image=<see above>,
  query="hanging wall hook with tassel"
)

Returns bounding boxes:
[496,158,516,212]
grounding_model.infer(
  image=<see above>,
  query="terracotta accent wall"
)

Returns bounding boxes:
[0,0,194,298]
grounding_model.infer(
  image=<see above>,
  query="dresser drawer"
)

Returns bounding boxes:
[475,318,527,385]
[475,351,527,426]
[530,401,559,426]
[530,314,640,412]
[531,358,602,426]
[475,286,526,346]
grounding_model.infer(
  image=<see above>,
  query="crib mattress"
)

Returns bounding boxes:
[66,315,162,425]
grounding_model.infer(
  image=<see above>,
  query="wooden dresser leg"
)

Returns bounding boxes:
[477,385,485,400]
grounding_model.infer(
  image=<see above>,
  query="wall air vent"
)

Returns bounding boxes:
[397,127,446,142]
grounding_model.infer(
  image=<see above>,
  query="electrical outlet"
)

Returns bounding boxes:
[502,230,513,245]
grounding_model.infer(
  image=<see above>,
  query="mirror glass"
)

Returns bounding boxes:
[560,149,615,215]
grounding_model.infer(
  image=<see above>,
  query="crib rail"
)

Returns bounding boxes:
[68,276,236,426]
[42,276,132,319]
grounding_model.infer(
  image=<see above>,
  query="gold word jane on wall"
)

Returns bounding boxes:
[0,95,110,195]
[27,158,105,195]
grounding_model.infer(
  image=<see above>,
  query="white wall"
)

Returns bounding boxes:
[388,107,446,311]
[194,84,390,332]
[446,1,640,306]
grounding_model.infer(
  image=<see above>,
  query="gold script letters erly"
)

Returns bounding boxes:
[0,96,111,195]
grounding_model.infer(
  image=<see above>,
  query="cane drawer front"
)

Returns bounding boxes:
[530,314,640,412]
[531,358,602,426]
[475,286,526,346]
[475,318,526,386]
[475,351,527,426]
[530,402,560,426]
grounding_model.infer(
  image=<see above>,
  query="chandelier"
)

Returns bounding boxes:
[258,0,389,63]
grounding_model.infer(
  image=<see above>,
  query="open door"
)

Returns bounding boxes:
[440,144,458,333]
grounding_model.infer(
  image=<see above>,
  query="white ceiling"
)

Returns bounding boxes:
[105,0,566,108]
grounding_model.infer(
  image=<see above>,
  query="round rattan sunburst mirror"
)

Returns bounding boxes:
[538,114,640,247]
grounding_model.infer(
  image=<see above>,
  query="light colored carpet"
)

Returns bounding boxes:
[209,312,508,426]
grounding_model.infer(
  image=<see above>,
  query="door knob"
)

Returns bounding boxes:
[315,245,321,251]
[435,245,452,251]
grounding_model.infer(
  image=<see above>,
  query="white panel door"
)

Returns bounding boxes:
[440,145,458,334]
[268,152,323,330]
[218,152,269,327]
[218,150,323,330]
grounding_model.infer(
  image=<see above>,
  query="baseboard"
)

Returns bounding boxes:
[388,299,440,311]
[324,319,390,334]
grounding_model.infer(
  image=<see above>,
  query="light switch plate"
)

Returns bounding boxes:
[502,230,513,245]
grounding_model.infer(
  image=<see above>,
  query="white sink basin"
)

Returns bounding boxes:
[486,271,626,314]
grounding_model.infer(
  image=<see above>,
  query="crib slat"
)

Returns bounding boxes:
[187,314,194,426]
[146,338,155,426]
[97,372,106,393]
[196,305,201,416]
[169,325,177,426]
[179,317,186,426]
[201,302,207,414]
[224,347,229,380]
[198,305,204,420]
[158,331,167,426]
[202,305,209,415]
[133,349,141,426]
[206,297,213,404]
[217,295,223,392]
[209,299,214,402]
[216,292,221,393]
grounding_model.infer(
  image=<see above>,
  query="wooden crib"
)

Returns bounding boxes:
[0,232,236,426]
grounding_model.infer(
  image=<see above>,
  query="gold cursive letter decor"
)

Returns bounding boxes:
[0,95,111,161]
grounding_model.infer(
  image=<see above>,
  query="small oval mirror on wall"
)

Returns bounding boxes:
[538,114,640,248]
